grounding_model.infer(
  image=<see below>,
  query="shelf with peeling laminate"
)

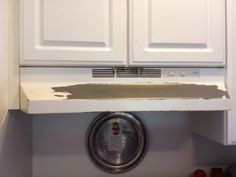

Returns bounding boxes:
[20,82,230,114]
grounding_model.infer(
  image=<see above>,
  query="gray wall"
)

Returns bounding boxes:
[32,112,236,177]
[0,111,32,177]
[1,111,236,177]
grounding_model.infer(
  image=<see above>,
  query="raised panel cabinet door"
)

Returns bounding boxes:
[21,0,127,66]
[130,0,225,66]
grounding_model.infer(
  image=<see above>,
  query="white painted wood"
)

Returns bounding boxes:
[130,0,225,66]
[20,0,127,66]
[0,0,8,121]
[8,0,20,109]
[20,82,230,114]
[226,0,236,145]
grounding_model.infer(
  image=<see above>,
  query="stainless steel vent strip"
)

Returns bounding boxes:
[92,69,115,78]
[92,68,162,78]
[116,68,138,78]
[140,68,161,78]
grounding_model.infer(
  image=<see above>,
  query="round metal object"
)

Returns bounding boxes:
[86,112,148,174]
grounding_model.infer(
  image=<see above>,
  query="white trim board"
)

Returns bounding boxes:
[226,0,236,145]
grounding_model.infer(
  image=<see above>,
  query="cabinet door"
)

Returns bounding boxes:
[21,0,127,66]
[130,0,225,66]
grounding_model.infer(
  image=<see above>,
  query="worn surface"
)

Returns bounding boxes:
[52,83,229,100]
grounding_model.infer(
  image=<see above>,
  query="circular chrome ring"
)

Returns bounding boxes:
[86,112,148,174]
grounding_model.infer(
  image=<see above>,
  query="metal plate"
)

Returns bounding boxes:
[86,112,148,174]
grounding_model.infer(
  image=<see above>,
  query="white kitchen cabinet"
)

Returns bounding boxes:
[20,0,127,66]
[130,0,225,66]
[21,0,226,66]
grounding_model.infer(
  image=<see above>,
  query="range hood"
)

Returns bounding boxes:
[20,68,231,114]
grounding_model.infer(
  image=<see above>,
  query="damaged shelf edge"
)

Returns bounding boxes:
[20,82,231,114]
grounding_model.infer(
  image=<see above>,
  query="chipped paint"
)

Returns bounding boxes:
[54,94,66,98]
[51,83,229,100]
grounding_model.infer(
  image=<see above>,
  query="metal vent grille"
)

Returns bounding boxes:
[92,68,162,78]
[92,69,115,78]
[140,68,162,78]
[116,68,138,78]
